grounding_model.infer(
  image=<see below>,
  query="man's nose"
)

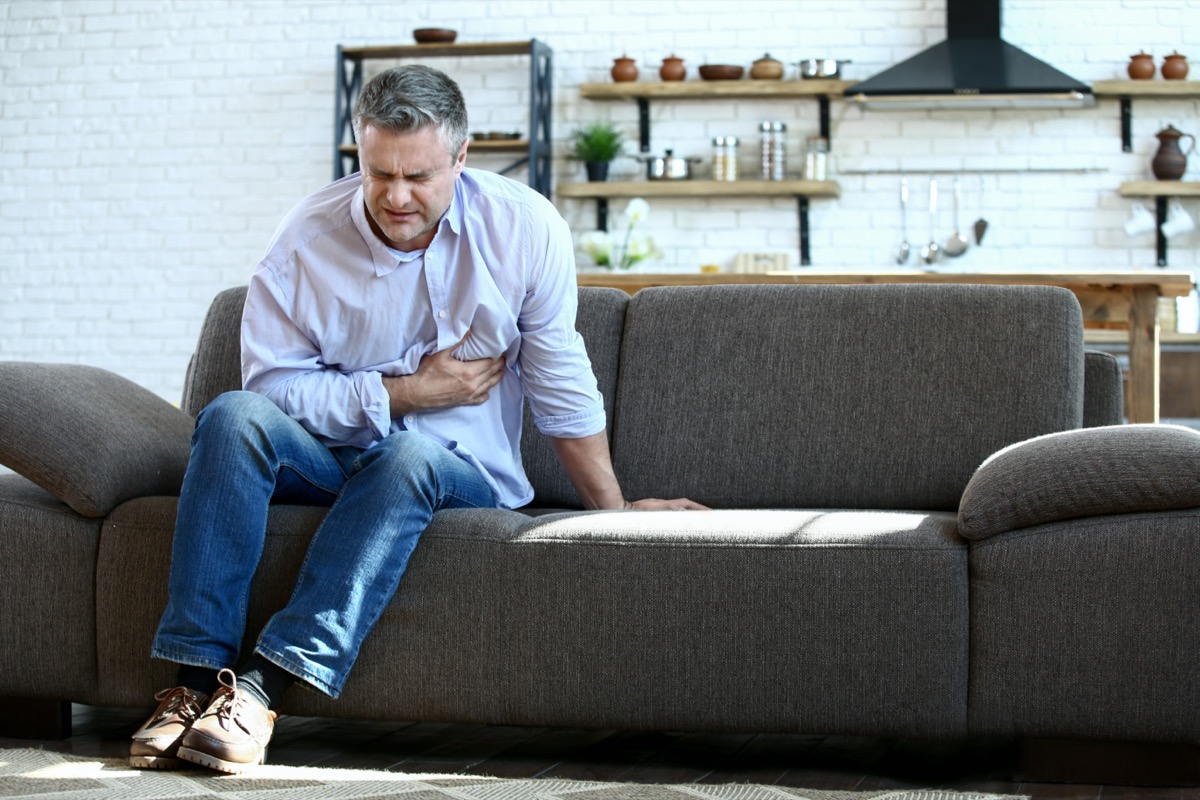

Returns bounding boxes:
[386,181,412,208]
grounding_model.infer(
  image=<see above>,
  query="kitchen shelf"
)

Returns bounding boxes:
[560,180,839,266]
[557,179,840,198]
[1118,181,1200,267]
[1092,79,1200,152]
[334,40,553,197]
[579,79,854,152]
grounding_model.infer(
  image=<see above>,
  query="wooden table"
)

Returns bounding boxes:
[576,271,1196,424]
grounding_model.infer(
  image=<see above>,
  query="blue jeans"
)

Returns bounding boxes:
[151,390,496,698]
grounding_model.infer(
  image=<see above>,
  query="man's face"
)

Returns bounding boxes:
[359,123,467,252]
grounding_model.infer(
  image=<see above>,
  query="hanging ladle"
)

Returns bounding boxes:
[943,176,970,258]
[921,177,939,265]
[895,176,911,264]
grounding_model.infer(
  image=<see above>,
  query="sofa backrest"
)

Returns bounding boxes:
[179,285,629,506]
[609,284,1085,511]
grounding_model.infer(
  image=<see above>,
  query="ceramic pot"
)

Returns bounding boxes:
[1151,125,1196,181]
[659,55,685,81]
[1127,51,1155,79]
[611,56,638,82]
[750,53,783,80]
[1161,51,1189,80]
[584,161,610,182]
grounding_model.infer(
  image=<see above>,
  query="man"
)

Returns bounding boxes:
[129,65,705,775]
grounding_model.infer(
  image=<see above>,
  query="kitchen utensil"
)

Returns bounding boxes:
[1124,202,1156,236]
[974,175,989,244]
[1162,51,1189,80]
[1127,51,1155,79]
[895,177,911,265]
[1161,199,1195,238]
[611,55,638,82]
[699,64,744,80]
[797,58,851,79]
[921,178,940,265]
[943,177,970,257]
[642,149,701,180]
[659,55,686,81]
[413,28,457,43]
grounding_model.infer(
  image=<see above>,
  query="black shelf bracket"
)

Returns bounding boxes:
[797,196,811,266]
[1119,96,1133,152]
[334,45,363,179]
[596,199,609,232]
[819,97,832,148]
[637,97,651,152]
[1156,195,1168,266]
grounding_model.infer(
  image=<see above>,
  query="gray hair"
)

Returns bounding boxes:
[352,65,469,157]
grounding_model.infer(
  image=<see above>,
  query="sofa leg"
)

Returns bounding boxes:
[1019,738,1200,787]
[0,698,72,739]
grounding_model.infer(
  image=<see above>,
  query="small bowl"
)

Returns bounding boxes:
[413,28,457,44]
[698,64,744,81]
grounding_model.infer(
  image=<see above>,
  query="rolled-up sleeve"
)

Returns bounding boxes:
[517,214,606,439]
[241,264,391,448]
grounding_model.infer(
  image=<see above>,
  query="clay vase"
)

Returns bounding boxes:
[1151,125,1196,180]
[1161,51,1189,80]
[659,55,685,81]
[1127,51,1155,80]
[611,56,638,82]
[750,53,784,80]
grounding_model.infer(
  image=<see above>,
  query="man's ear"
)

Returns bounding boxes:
[453,139,468,176]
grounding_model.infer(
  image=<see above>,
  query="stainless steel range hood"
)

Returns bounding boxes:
[846,0,1094,110]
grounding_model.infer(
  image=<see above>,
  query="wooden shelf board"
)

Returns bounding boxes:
[341,41,534,60]
[580,79,854,100]
[557,179,840,198]
[1119,181,1200,197]
[1093,79,1200,97]
[339,141,531,155]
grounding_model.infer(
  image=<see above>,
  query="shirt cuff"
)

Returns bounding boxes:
[359,371,392,442]
[534,401,606,439]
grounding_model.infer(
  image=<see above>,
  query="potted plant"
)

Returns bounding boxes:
[571,122,624,181]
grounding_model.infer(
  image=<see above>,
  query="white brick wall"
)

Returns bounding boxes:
[2,0,1199,402]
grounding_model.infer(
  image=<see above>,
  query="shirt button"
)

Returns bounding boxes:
[438,310,447,319]
[404,415,415,425]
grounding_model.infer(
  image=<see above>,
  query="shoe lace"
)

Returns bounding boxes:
[150,686,206,725]
[212,668,252,733]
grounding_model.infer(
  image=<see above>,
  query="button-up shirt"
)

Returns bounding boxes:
[241,168,605,508]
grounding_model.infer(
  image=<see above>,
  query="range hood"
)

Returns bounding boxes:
[846,0,1094,110]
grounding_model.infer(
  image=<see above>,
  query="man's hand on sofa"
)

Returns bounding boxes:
[550,432,709,511]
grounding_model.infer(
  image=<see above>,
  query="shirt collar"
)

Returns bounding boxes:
[351,177,465,277]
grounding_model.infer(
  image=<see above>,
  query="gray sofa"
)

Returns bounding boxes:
[1,283,1197,747]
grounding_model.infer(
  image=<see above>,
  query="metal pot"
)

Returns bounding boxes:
[798,58,851,79]
[643,149,700,180]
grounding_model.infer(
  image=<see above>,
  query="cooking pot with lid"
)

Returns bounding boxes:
[798,58,851,79]
[642,149,701,180]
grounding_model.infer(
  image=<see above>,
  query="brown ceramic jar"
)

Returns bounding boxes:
[659,55,685,81]
[611,55,638,82]
[1151,125,1196,181]
[1127,51,1155,80]
[750,53,784,80]
[1161,51,1189,80]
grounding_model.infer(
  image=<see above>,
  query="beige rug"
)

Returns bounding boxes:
[0,747,1027,800]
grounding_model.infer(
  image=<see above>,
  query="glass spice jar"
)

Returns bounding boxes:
[760,121,786,180]
[712,135,739,181]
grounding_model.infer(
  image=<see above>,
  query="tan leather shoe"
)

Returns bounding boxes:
[177,668,277,774]
[129,686,210,769]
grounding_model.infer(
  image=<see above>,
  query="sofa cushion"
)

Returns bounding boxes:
[959,423,1200,539]
[0,361,194,517]
[610,284,1084,511]
[286,507,970,738]
[521,287,628,507]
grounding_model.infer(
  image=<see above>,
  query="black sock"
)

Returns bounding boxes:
[235,653,294,710]
[175,664,220,698]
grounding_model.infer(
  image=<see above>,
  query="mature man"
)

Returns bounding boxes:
[129,65,705,774]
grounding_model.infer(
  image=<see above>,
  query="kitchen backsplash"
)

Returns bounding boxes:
[2,0,1199,401]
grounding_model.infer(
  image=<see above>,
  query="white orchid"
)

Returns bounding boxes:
[578,197,659,271]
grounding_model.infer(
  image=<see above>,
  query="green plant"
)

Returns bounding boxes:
[571,122,624,162]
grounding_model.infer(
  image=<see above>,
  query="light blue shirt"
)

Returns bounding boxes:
[241,168,606,509]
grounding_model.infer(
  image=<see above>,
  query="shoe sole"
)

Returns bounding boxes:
[177,745,265,774]
[128,754,183,770]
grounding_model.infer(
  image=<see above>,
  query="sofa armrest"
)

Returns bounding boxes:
[958,424,1200,540]
[0,362,194,518]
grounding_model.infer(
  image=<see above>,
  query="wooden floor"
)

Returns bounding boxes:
[3,704,1198,799]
